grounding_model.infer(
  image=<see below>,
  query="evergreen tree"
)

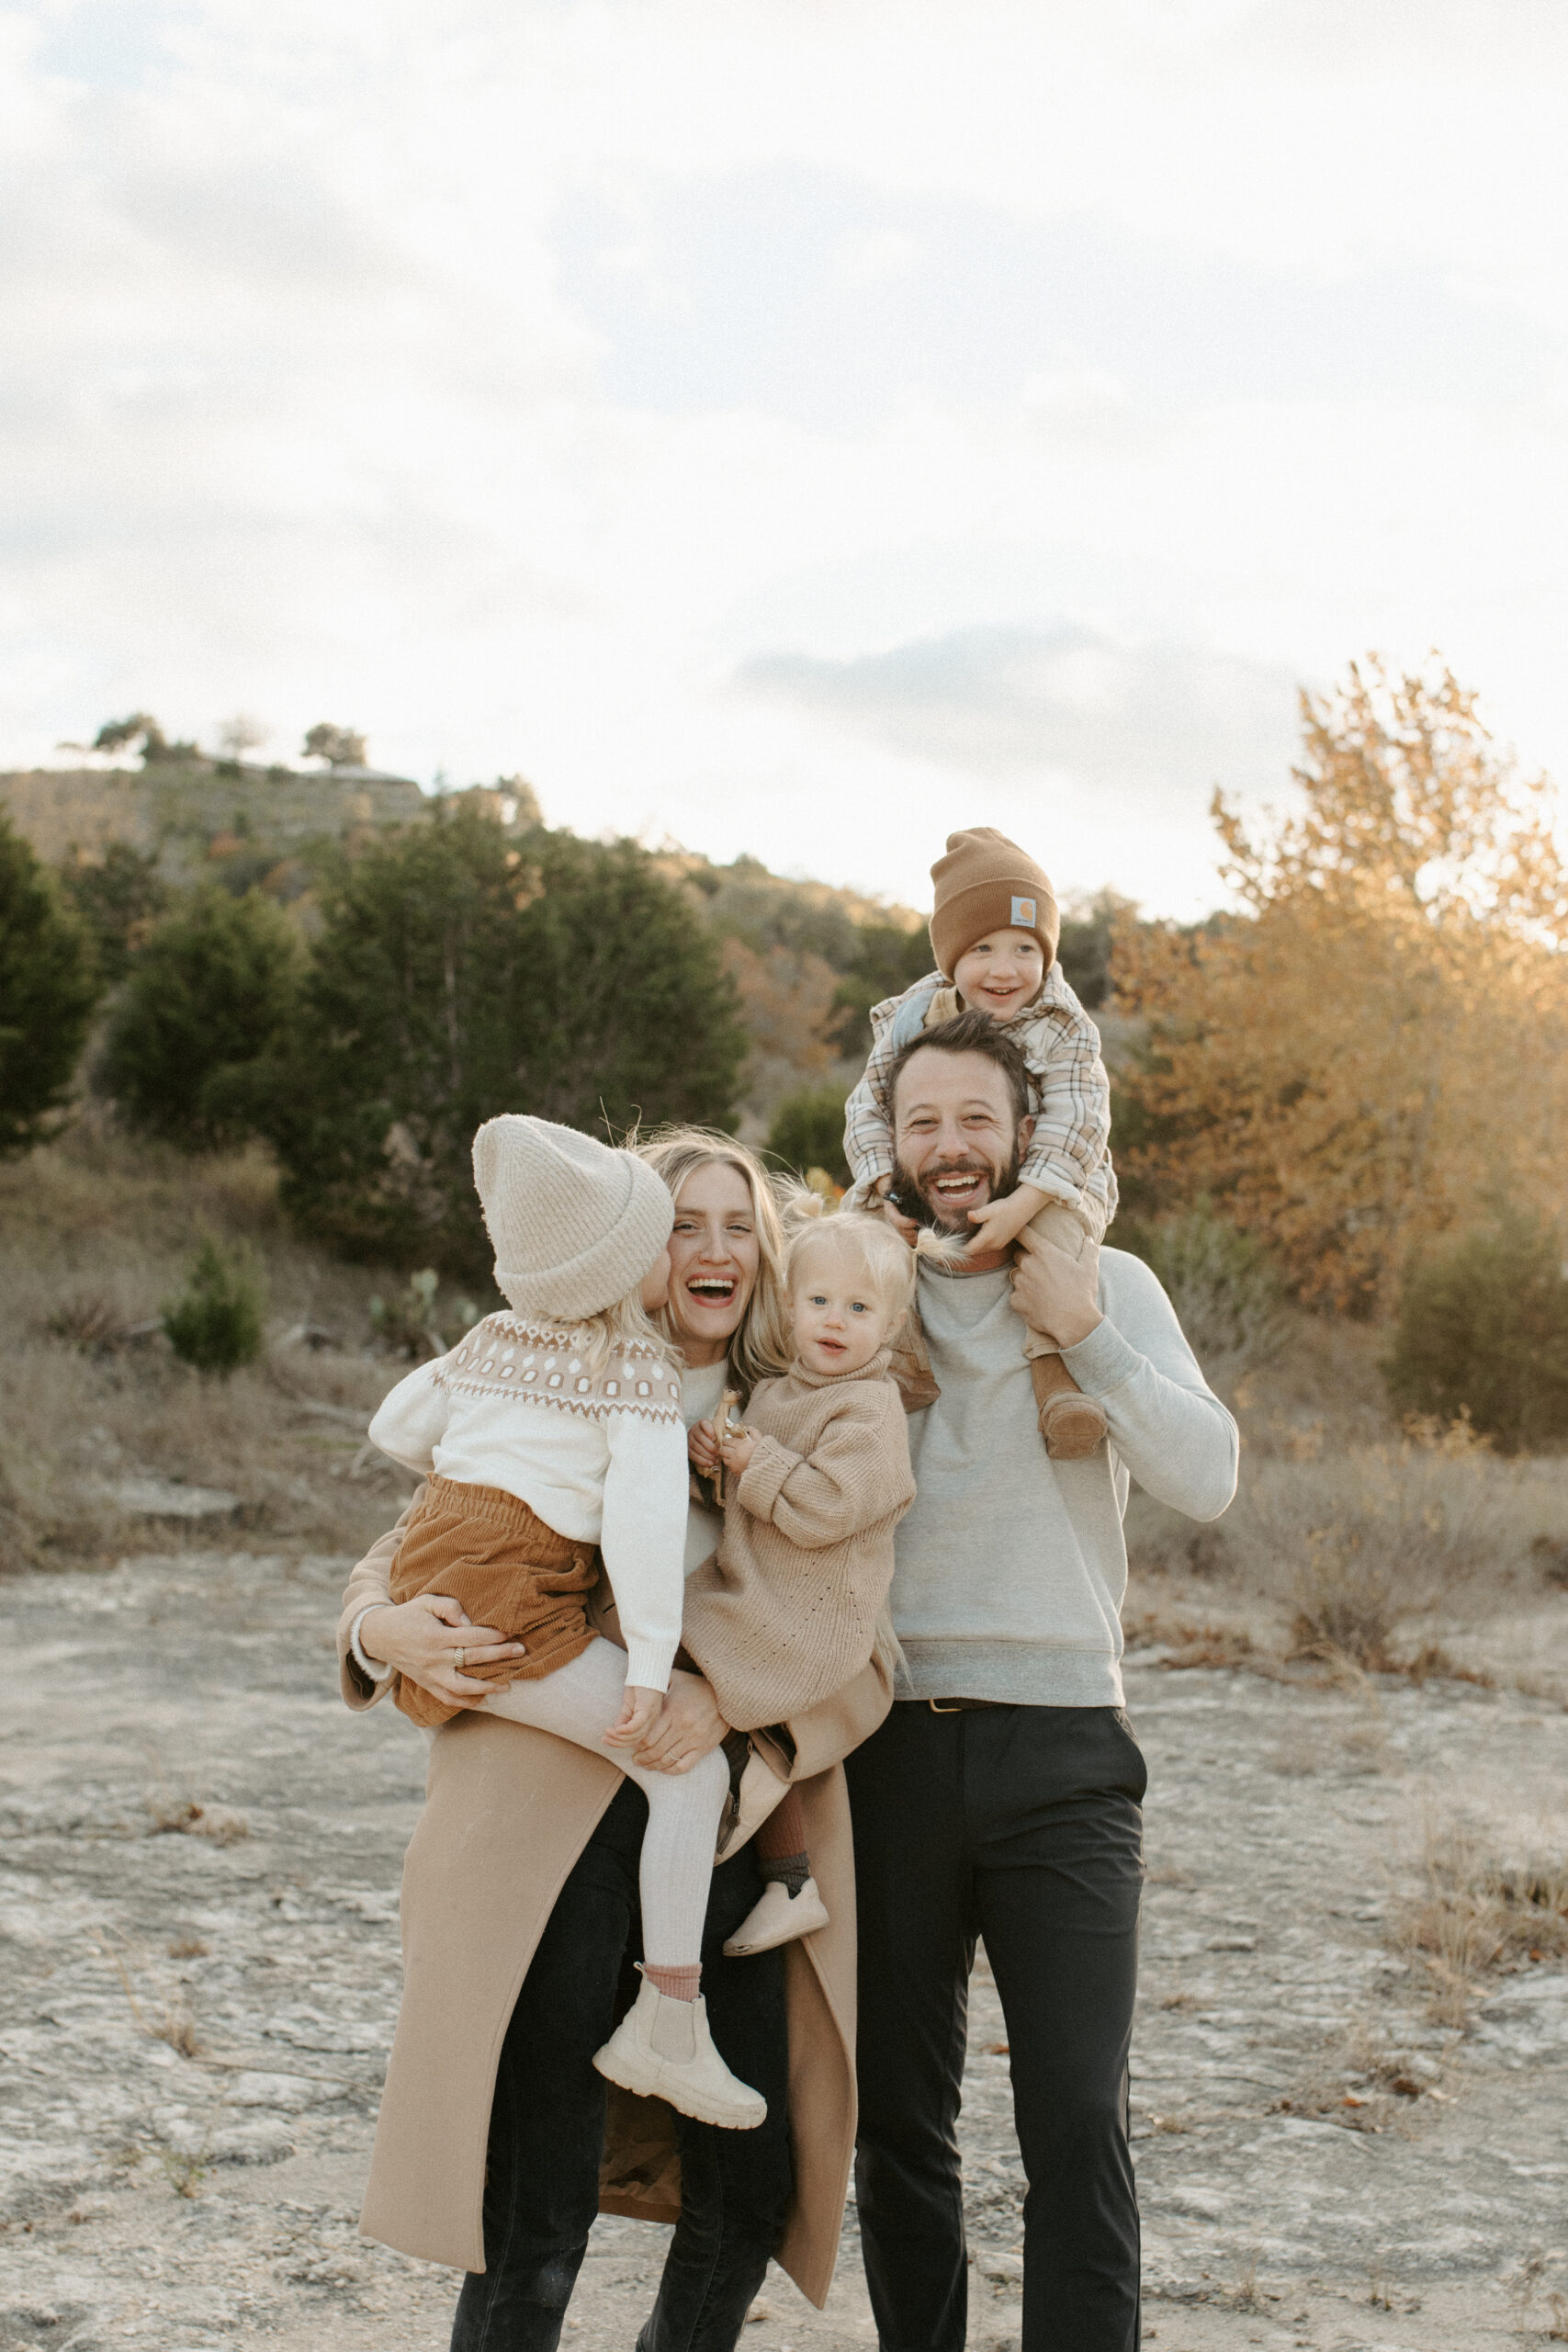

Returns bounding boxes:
[0,811,101,1155]
[767,1085,852,1188]
[99,888,301,1148]
[257,811,746,1270]
[60,842,170,987]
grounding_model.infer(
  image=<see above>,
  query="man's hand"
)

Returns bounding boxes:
[717,1423,756,1477]
[604,1685,664,1748]
[688,1417,721,1475]
[873,1175,919,1244]
[632,1667,730,1774]
[356,1592,525,1708]
[1008,1225,1104,1350]
[965,1180,1049,1256]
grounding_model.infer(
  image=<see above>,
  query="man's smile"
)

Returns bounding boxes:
[930,1166,988,1208]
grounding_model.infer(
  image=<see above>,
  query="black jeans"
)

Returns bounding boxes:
[450,1779,793,2352]
[847,1702,1146,2352]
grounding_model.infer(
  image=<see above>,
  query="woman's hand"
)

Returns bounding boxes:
[356,1592,525,1709]
[604,1685,664,1748]
[717,1424,756,1477]
[632,1667,729,1774]
[687,1417,721,1476]
[1008,1226,1103,1349]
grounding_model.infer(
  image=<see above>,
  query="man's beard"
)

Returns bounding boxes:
[891,1141,1024,1238]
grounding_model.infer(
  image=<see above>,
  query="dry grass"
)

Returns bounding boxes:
[0,1120,485,1566]
[1122,1608,1263,1674]
[1127,1306,1568,1687]
[146,1799,249,1847]
[1392,1822,1568,2026]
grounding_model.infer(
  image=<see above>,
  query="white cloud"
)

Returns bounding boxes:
[737,624,1299,797]
[0,0,1563,922]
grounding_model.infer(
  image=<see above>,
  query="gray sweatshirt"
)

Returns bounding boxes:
[891,1247,1239,1708]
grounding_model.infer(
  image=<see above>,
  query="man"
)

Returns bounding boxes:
[846,1011,1238,2352]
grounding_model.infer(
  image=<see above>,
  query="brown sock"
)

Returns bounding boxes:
[644,1962,701,2004]
[756,1787,810,1897]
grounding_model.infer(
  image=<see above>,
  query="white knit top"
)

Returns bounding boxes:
[367,1312,689,1692]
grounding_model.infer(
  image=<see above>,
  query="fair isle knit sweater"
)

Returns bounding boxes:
[367,1314,688,1693]
[680,1347,916,1734]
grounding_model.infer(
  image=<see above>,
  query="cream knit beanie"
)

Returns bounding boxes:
[471,1116,674,1323]
[928,827,1059,979]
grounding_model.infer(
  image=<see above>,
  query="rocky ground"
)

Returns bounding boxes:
[3,1550,1566,2352]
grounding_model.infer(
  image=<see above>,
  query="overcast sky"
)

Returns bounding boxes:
[4,1,1565,917]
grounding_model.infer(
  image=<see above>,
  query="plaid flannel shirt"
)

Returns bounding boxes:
[840,967,1117,1237]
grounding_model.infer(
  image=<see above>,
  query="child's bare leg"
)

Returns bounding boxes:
[480,1638,728,1979]
[1021,1201,1109,1458]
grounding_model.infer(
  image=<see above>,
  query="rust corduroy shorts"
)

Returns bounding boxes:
[388,1474,600,1728]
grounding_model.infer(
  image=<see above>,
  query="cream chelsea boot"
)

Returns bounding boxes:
[723,1875,829,1958]
[592,1973,767,2131]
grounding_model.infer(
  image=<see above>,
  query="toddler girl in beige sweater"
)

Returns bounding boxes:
[684,1207,917,1957]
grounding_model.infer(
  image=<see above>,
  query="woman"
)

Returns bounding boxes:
[339,1128,889,2350]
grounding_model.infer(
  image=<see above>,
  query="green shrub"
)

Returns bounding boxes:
[254,811,747,1273]
[767,1084,852,1188]
[1116,1201,1287,1387]
[1386,1210,1568,1453]
[0,811,101,1155]
[163,1238,266,1375]
[99,888,301,1148]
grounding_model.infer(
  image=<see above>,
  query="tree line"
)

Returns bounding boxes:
[1,808,746,1275]
[5,657,1567,1444]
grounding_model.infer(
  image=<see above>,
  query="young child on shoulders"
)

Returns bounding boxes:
[842,825,1117,1458]
[683,1204,917,1957]
[362,1114,764,2132]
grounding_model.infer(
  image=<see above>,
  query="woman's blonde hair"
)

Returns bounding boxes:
[780,1193,918,1329]
[632,1125,794,1393]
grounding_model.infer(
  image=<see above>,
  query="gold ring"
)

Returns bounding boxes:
[454,1646,466,1672]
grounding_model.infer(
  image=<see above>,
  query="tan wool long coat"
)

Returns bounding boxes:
[338,1494,891,2307]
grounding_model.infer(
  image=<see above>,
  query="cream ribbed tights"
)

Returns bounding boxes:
[479,1636,727,1989]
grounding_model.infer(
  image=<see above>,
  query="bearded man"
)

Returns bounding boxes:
[844,1010,1238,2352]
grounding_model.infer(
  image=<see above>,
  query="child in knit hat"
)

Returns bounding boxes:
[683,1204,916,1957]
[842,826,1116,1457]
[364,1114,766,2132]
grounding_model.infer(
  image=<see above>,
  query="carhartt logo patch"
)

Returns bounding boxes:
[1010,895,1036,928]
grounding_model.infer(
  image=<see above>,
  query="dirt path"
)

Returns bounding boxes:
[3,1552,1566,2351]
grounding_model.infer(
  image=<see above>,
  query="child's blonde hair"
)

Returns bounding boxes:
[780,1193,919,1329]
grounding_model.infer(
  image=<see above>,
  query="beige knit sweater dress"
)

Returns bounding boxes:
[681,1346,916,1734]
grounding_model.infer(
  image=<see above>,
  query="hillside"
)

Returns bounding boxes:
[6,752,1128,1137]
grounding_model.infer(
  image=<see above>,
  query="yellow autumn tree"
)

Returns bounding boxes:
[1119,657,1568,1312]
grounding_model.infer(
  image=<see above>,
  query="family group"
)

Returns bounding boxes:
[340,826,1239,2352]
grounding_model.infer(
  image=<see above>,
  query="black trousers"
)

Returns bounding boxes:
[450,1778,793,2352]
[847,1702,1146,2352]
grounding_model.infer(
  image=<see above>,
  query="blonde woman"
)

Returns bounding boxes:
[339,1127,891,2352]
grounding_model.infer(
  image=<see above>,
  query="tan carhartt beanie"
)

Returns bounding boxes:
[471,1115,674,1323]
[928,828,1060,980]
